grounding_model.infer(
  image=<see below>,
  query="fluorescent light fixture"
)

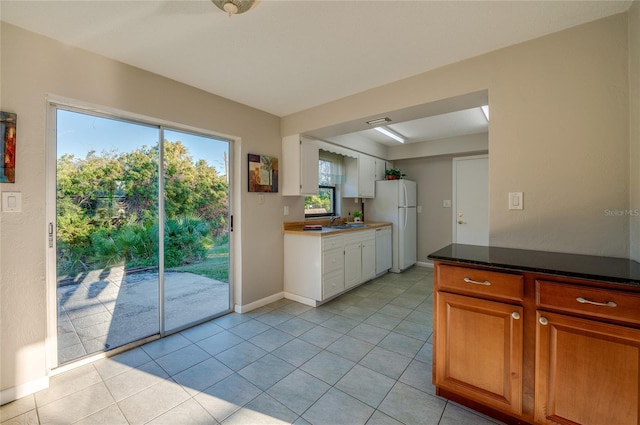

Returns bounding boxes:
[481,105,489,121]
[374,126,405,143]
[366,117,392,126]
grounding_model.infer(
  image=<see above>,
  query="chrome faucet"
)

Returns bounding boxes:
[329,216,341,226]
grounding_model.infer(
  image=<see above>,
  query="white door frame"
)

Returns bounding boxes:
[452,154,489,245]
[45,95,236,372]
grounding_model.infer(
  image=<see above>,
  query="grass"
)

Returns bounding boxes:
[168,242,229,283]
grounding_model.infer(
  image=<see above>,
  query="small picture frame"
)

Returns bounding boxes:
[248,153,278,192]
[0,111,16,183]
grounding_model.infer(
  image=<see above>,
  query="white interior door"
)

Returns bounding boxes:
[453,155,489,246]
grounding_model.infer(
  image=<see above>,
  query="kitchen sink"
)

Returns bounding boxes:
[330,223,365,229]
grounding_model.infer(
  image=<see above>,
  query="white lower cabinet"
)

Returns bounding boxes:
[344,231,376,289]
[322,247,345,298]
[284,230,376,306]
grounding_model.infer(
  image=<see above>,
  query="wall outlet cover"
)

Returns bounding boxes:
[509,192,523,210]
[2,192,22,212]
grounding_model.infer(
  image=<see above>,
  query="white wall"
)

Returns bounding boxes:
[388,133,487,161]
[0,23,283,399]
[283,13,632,258]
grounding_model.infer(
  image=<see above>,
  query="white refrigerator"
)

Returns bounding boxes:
[367,179,417,273]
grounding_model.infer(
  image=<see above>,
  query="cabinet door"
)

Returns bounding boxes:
[358,154,375,198]
[535,311,640,425]
[300,139,319,195]
[374,158,386,181]
[436,292,523,415]
[361,237,376,282]
[282,135,318,196]
[344,242,362,289]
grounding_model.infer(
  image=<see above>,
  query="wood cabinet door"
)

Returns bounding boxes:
[436,292,523,415]
[535,311,640,425]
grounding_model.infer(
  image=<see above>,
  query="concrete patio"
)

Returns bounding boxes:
[57,267,230,364]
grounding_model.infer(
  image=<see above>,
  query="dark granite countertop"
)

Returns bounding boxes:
[427,244,640,288]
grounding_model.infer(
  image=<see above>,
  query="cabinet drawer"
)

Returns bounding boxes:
[437,264,523,302]
[323,269,344,299]
[323,248,344,274]
[537,280,640,326]
[323,235,343,251]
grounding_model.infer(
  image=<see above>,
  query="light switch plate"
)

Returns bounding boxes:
[2,192,22,212]
[443,200,452,208]
[509,192,523,210]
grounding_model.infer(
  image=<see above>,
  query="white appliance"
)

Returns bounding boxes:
[367,179,417,273]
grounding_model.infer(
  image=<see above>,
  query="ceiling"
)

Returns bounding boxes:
[325,106,489,146]
[0,0,632,144]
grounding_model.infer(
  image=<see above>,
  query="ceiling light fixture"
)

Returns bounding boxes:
[481,105,489,121]
[374,126,405,143]
[211,0,257,16]
[366,117,392,126]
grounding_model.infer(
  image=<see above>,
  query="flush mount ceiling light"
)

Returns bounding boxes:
[366,117,392,126]
[211,0,257,16]
[373,126,406,143]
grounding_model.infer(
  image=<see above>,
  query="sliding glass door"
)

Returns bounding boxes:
[53,107,231,365]
[162,129,231,332]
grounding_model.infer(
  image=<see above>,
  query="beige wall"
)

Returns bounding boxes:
[630,1,640,262]
[283,13,631,258]
[0,23,283,398]
[393,155,455,263]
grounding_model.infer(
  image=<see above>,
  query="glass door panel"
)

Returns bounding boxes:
[56,109,160,364]
[162,129,231,332]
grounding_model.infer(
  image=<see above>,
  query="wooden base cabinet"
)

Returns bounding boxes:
[434,260,640,425]
[535,311,640,425]
[436,292,524,416]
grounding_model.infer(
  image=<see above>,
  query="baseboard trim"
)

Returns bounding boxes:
[235,292,284,314]
[1,376,49,405]
[416,261,434,268]
[283,292,319,307]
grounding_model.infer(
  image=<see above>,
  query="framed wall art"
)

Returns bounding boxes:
[248,153,278,192]
[0,111,17,183]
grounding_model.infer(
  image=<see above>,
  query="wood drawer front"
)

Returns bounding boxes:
[323,235,343,251]
[437,264,524,302]
[537,280,640,326]
[323,248,344,274]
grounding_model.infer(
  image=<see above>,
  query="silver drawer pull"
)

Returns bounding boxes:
[463,277,491,286]
[511,312,520,320]
[576,297,617,308]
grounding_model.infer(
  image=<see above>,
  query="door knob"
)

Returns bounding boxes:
[458,220,466,224]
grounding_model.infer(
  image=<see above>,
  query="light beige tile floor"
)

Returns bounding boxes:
[1,267,504,425]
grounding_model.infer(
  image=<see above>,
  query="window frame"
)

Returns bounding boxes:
[305,184,337,218]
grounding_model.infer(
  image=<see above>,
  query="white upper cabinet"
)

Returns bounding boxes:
[374,158,387,181]
[344,153,378,198]
[282,135,319,196]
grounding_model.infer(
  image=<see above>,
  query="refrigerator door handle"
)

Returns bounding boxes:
[402,182,408,208]
[402,207,408,232]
